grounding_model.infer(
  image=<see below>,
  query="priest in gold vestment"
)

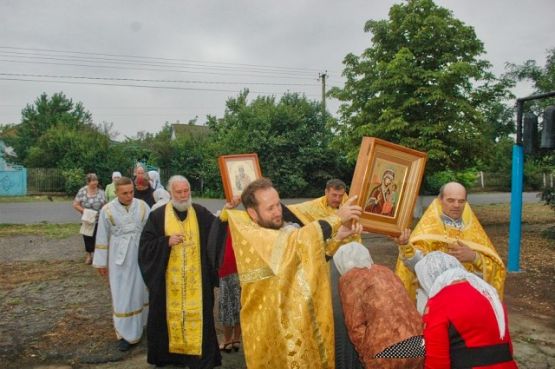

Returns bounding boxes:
[287,178,362,246]
[286,178,364,369]
[394,182,506,310]
[223,178,362,369]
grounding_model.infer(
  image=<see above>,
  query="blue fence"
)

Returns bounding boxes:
[0,167,27,196]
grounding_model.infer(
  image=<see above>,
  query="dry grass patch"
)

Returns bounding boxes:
[473,203,554,225]
[0,223,79,239]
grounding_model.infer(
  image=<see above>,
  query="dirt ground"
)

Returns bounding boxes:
[0,203,553,369]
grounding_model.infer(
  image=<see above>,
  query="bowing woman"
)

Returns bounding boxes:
[415,252,518,369]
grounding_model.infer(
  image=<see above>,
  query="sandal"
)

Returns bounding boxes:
[219,342,233,353]
[232,340,241,352]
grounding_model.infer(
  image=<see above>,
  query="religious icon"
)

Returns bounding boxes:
[349,137,427,237]
[234,165,252,192]
[365,169,396,216]
[364,159,408,218]
[218,153,262,201]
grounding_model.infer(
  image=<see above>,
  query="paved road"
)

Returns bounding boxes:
[0,192,542,224]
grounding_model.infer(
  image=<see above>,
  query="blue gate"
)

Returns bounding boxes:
[0,166,27,196]
[0,141,27,196]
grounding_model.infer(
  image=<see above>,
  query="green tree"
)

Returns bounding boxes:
[8,92,93,164]
[105,138,157,176]
[506,48,555,202]
[208,90,345,197]
[169,132,220,196]
[330,0,513,175]
[505,48,555,102]
[25,124,112,181]
[140,123,174,170]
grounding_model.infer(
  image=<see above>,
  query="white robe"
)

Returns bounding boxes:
[93,198,150,343]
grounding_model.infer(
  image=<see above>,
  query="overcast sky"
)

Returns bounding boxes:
[0,0,553,138]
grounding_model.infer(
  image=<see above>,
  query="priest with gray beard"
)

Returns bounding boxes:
[139,175,222,369]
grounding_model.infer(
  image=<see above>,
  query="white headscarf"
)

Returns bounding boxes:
[111,171,122,180]
[415,251,506,339]
[151,188,171,211]
[154,188,170,203]
[333,242,374,276]
[148,170,164,190]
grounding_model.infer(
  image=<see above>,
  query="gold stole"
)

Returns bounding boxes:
[164,203,203,355]
[288,194,361,253]
[288,195,347,225]
[395,199,506,301]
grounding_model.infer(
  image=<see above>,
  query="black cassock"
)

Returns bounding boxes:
[139,203,222,368]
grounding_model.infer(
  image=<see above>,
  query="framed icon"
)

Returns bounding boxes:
[349,137,427,237]
[218,153,262,202]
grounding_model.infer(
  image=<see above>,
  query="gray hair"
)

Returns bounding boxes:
[325,178,346,191]
[167,175,190,192]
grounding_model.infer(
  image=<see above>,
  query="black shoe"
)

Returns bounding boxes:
[118,338,132,352]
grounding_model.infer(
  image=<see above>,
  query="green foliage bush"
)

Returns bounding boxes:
[63,168,85,196]
[423,169,478,195]
[542,187,555,210]
[524,160,548,191]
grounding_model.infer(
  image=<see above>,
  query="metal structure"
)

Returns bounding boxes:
[509,91,555,272]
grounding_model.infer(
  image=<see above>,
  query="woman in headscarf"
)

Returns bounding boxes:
[333,242,424,369]
[105,171,122,202]
[148,170,164,191]
[150,188,170,211]
[133,165,155,207]
[415,251,518,369]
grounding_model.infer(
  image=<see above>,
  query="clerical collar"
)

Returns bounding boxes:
[440,213,464,229]
[173,206,188,221]
[284,222,301,229]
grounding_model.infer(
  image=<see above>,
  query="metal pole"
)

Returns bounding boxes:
[508,144,523,272]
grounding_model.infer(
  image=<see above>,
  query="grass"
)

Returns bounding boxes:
[0,223,80,239]
[0,195,72,203]
[473,202,555,225]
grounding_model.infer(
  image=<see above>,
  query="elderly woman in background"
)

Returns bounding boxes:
[72,173,106,264]
[133,165,155,207]
[415,251,518,369]
[104,171,121,202]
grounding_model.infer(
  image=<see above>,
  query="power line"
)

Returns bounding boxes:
[0,72,319,86]
[0,77,321,97]
[0,45,323,72]
[0,51,315,78]
[0,46,323,74]
[0,58,319,81]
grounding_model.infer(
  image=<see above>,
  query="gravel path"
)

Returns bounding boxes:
[0,222,553,368]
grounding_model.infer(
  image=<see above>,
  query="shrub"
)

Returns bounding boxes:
[423,169,478,195]
[542,187,555,210]
[63,168,85,195]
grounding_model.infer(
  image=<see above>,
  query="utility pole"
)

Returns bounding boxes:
[318,71,327,122]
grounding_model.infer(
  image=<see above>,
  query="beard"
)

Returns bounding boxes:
[171,197,192,212]
[256,214,283,230]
